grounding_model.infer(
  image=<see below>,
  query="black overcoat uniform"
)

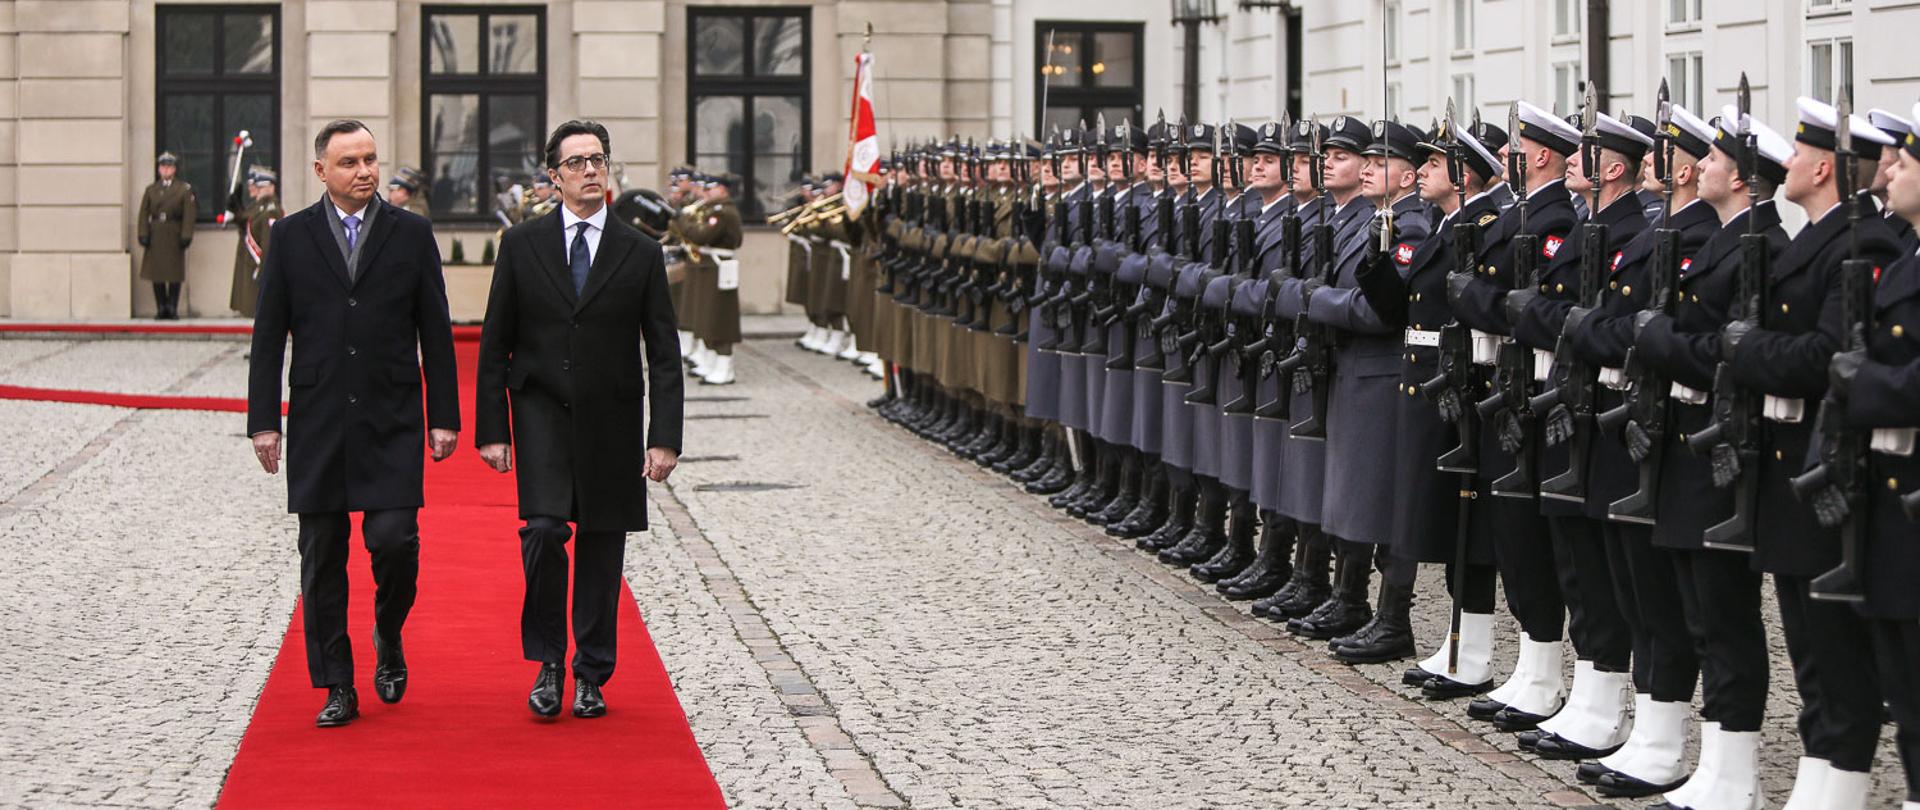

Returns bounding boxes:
[475,210,686,532]
[1846,251,1920,619]
[247,197,461,513]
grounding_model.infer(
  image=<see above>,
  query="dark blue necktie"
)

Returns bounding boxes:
[569,222,591,295]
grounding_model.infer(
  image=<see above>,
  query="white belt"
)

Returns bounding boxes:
[1670,382,1708,405]
[1598,367,1627,390]
[1762,395,1804,423]
[1872,427,1918,457]
[785,234,811,250]
[1532,349,1554,382]
[832,240,853,281]
[1471,329,1498,365]
[1404,329,1441,348]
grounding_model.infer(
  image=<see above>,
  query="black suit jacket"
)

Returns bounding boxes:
[248,196,461,514]
[475,208,684,532]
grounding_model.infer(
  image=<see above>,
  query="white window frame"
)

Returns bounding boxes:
[1384,1,1402,65]
[1807,0,1850,13]
[1554,0,1582,42]
[1553,61,1583,118]
[1452,0,1474,53]
[1385,82,1402,119]
[1666,52,1703,114]
[1808,37,1854,105]
[1667,0,1702,27]
[1451,74,1475,117]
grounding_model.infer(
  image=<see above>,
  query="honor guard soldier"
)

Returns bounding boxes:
[1868,108,1919,254]
[681,173,745,385]
[388,166,431,220]
[228,166,282,318]
[138,151,197,319]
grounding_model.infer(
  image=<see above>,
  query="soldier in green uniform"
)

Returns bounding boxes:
[387,166,431,219]
[227,166,281,317]
[681,173,745,385]
[138,152,197,319]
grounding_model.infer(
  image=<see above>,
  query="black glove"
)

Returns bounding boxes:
[1292,368,1312,395]
[1363,213,1395,265]
[1495,409,1526,454]
[1297,277,1327,304]
[1810,484,1850,529]
[1632,309,1663,341]
[1435,387,1464,424]
[1563,305,1595,338]
[1544,403,1575,446]
[1623,420,1653,463]
[1829,344,1866,400]
[1709,443,1741,488]
[138,236,151,248]
[1503,287,1542,326]
[1720,319,1755,362]
[1447,271,1476,307]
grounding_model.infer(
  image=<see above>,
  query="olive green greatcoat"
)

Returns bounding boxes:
[138,180,197,283]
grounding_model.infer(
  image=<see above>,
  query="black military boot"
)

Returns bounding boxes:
[1159,481,1226,565]
[1025,434,1074,494]
[1109,462,1167,537]
[1068,442,1118,518]
[939,403,979,448]
[1048,435,1097,508]
[1191,496,1257,582]
[1013,430,1059,483]
[1287,544,1375,640]
[1138,483,1195,551]
[956,410,999,459]
[1092,450,1141,526]
[1253,532,1331,619]
[1331,581,1416,664]
[1220,513,1294,600]
[997,424,1043,474]
[980,417,1022,467]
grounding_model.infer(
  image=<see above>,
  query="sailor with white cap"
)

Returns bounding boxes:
[1869,108,1919,252]
[1717,94,1905,810]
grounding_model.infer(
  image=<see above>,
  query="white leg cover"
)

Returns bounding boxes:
[1687,728,1760,810]
[838,335,863,361]
[1417,612,1495,684]
[701,354,735,385]
[1779,757,1831,810]
[1659,721,1720,810]
[821,330,849,356]
[1598,696,1690,785]
[1813,767,1870,810]
[1538,662,1633,749]
[1492,637,1565,716]
[677,330,694,359]
[799,326,822,350]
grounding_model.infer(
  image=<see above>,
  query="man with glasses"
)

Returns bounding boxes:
[475,119,686,720]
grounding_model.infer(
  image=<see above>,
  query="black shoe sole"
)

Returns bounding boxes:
[572,706,606,719]
[1421,678,1496,701]
[1494,711,1552,733]
[529,702,562,719]
[1597,774,1687,799]
[315,709,359,728]
[1533,737,1623,761]
[1332,642,1416,665]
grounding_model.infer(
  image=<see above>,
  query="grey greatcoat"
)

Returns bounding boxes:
[1308,192,1431,546]
[1248,195,1298,515]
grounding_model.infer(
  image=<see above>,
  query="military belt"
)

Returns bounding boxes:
[1470,330,1498,365]
[1532,348,1554,382]
[1872,428,1917,457]
[1669,382,1708,405]
[1403,328,1440,347]
[1598,367,1627,390]
[151,213,176,222]
[1761,395,1805,423]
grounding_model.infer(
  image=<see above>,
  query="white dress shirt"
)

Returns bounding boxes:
[561,202,608,265]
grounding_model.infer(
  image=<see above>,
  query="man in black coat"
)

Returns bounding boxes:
[248,119,462,728]
[475,120,684,720]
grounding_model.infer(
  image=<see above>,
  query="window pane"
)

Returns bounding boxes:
[489,14,539,74]
[223,93,276,204]
[163,12,216,74]
[752,16,804,76]
[695,16,746,76]
[1810,42,1833,103]
[1092,31,1136,88]
[428,14,480,74]
[487,94,542,194]
[1049,31,1086,88]
[223,12,274,74]
[1454,0,1471,49]
[1385,4,1399,60]
[1839,40,1853,105]
[429,94,481,214]
[750,155,797,218]
[754,95,804,161]
[694,95,747,157]
[160,93,216,216]
[1042,106,1084,136]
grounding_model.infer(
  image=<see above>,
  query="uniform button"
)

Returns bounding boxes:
[1781,303,1790,314]
[1891,478,1902,490]
[348,297,358,307]
[562,361,572,371]
[1609,280,1619,290]
[1691,293,1700,303]
[348,394,358,405]
[347,346,357,356]
[1895,325,1906,338]
[1623,285,1633,296]
[1414,293,1423,302]
[1775,450,1784,461]
[1555,283,1565,293]
[1407,386,1417,397]
[562,401,570,409]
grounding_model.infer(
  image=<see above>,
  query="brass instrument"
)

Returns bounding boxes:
[777,192,846,236]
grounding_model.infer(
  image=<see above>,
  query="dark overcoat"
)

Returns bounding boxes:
[247,196,461,514]
[1848,252,1920,618]
[475,209,686,532]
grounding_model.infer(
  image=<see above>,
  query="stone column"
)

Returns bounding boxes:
[307,1,397,149]
[0,0,15,316]
[571,0,665,186]
[12,0,129,319]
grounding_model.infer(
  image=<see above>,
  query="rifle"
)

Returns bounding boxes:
[1129,111,1178,370]
[1534,83,1608,504]
[1255,114,1305,421]
[1687,74,1766,553]
[1286,117,1337,440]
[1159,117,1209,383]
[1187,123,1240,406]
[1075,117,1121,353]
[1477,104,1544,498]
[1427,99,1482,474]
[1603,81,1678,524]
[1792,96,1872,603]
[1222,125,1267,416]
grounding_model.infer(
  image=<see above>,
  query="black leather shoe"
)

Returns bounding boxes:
[373,630,407,705]
[1402,666,1436,687]
[1330,584,1415,664]
[1532,732,1622,761]
[1596,770,1687,799]
[1466,696,1508,720]
[1026,465,1073,495]
[1515,729,1544,750]
[1286,596,1371,640]
[1253,575,1329,620]
[572,679,607,719]
[1575,762,1610,785]
[1158,527,1224,566]
[316,685,359,728]
[1494,706,1553,733]
[528,662,564,718]
[1421,675,1496,701]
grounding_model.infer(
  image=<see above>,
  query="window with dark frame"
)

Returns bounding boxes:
[422,6,546,221]
[156,5,280,223]
[1034,22,1144,137]
[687,7,810,221]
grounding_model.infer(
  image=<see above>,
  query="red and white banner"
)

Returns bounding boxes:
[843,51,880,220]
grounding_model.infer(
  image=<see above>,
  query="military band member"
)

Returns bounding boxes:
[680,174,746,385]
[138,152,197,319]
[228,166,281,318]
[388,166,431,220]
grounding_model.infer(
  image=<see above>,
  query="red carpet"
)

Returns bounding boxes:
[0,322,485,340]
[0,384,264,413]
[216,341,723,808]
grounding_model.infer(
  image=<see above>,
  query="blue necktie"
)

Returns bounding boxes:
[569,222,591,295]
[342,214,361,255]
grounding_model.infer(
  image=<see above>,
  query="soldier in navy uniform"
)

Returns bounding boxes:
[1714,96,1904,810]
[1869,108,1919,254]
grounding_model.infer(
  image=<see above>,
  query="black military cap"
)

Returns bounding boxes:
[1288,119,1331,153]
[1056,127,1087,154]
[822,171,845,184]
[1109,124,1150,154]
[1223,122,1258,156]
[1468,120,1509,154]
[1323,115,1372,153]
[1904,103,1920,163]
[1364,120,1426,163]
[1251,121,1288,155]
[1179,122,1219,153]
[1147,120,1171,151]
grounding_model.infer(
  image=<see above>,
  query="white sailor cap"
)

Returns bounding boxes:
[1666,104,1716,160]
[1715,104,1792,184]
[1593,111,1656,162]
[1796,96,1895,159]
[1906,103,1920,163]
[1868,108,1916,142]
[1515,101,1581,156]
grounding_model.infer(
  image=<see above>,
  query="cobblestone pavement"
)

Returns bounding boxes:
[0,335,1906,809]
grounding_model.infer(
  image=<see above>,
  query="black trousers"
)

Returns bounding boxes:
[1868,618,1920,801]
[1444,561,1498,614]
[1775,574,1882,771]
[521,516,626,685]
[1603,523,1698,702]
[1485,498,1564,642]
[1550,515,1631,671]
[297,509,420,689]
[1671,549,1766,731]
